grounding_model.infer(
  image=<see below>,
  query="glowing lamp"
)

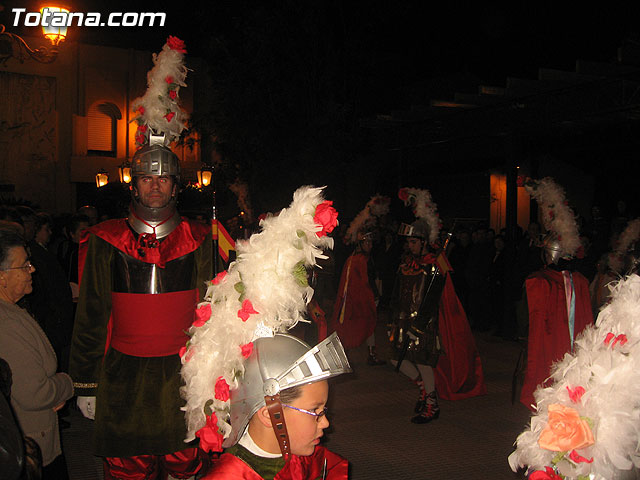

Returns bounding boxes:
[197,166,213,187]
[95,168,109,188]
[118,162,132,184]
[40,6,69,46]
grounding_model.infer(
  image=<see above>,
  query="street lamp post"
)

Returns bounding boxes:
[0,6,69,65]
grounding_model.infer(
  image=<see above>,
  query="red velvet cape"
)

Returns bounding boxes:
[520,268,593,410]
[201,446,348,480]
[434,275,488,400]
[329,253,377,349]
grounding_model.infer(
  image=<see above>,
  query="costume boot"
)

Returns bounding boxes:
[411,391,440,424]
[367,346,386,366]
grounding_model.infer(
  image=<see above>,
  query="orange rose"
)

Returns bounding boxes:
[538,403,595,452]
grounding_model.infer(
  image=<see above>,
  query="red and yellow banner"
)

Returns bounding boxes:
[212,219,235,263]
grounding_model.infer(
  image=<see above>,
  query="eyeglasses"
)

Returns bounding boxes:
[282,404,328,422]
[1,261,34,272]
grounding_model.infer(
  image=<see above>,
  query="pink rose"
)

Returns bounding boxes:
[240,342,253,358]
[195,413,223,452]
[237,299,259,322]
[193,304,211,327]
[314,201,338,237]
[214,376,230,402]
[538,404,595,452]
[166,35,187,53]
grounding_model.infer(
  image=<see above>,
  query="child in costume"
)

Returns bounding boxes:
[180,186,351,479]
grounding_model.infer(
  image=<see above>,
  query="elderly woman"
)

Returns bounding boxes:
[0,229,74,479]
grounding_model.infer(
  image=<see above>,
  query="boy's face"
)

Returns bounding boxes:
[283,380,329,456]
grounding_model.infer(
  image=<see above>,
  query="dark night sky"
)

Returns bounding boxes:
[5,1,639,94]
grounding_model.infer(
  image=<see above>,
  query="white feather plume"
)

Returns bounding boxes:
[399,187,440,244]
[131,36,189,144]
[180,186,336,444]
[524,177,581,257]
[509,274,640,479]
[344,194,390,245]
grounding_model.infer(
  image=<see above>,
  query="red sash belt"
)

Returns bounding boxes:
[110,290,198,357]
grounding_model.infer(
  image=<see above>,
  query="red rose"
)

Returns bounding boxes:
[212,271,227,285]
[566,385,585,404]
[398,188,409,202]
[529,467,563,480]
[169,90,177,100]
[214,376,230,402]
[313,201,338,237]
[568,450,593,464]
[165,112,176,123]
[196,413,223,452]
[516,175,526,187]
[138,106,145,115]
[165,75,174,84]
[193,304,211,328]
[240,342,253,358]
[237,299,259,322]
[166,35,187,53]
[137,124,147,133]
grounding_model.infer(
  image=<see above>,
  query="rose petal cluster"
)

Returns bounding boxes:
[195,413,223,452]
[240,342,253,358]
[314,200,338,237]
[538,403,595,452]
[193,304,211,328]
[166,35,187,53]
[214,376,230,402]
[528,466,563,480]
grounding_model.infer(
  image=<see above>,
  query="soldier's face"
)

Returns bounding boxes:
[407,237,423,255]
[134,175,176,208]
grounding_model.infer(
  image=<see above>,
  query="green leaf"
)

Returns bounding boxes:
[292,261,308,287]
[204,399,214,416]
[296,229,307,239]
[234,282,245,295]
[551,452,566,465]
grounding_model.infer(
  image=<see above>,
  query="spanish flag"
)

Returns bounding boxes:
[212,219,235,263]
[435,251,453,275]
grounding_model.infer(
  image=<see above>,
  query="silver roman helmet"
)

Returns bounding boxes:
[224,332,351,450]
[398,219,429,239]
[542,233,564,265]
[128,133,181,238]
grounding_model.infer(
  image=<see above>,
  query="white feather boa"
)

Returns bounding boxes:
[131,36,189,144]
[509,274,640,479]
[524,177,581,257]
[180,186,335,444]
[344,194,390,245]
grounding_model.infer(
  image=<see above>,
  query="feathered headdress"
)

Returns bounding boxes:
[610,219,640,274]
[180,186,338,450]
[509,274,640,479]
[398,187,441,244]
[131,36,189,146]
[521,177,581,258]
[343,194,390,245]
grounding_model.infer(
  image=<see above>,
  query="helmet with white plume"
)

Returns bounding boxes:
[128,36,189,238]
[180,186,346,457]
[397,187,440,245]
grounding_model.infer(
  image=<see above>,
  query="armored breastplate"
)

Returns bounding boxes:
[112,250,196,294]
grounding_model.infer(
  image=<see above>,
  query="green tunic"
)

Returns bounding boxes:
[69,225,212,457]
